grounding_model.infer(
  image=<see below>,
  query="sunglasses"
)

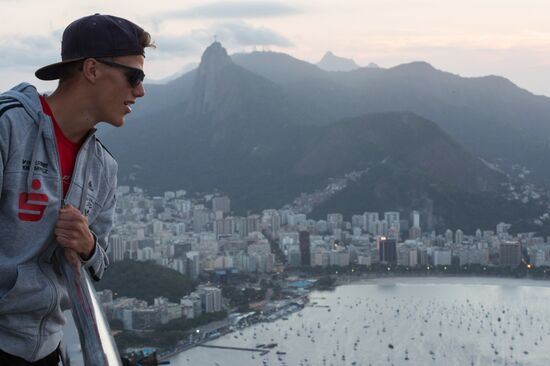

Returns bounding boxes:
[96,59,145,88]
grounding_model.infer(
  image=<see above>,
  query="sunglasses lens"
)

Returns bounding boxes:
[128,70,144,88]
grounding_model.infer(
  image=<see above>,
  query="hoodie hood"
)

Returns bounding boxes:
[0,83,94,213]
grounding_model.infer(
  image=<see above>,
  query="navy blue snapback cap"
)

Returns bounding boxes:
[35,13,144,80]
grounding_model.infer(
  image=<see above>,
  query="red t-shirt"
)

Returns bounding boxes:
[39,95,82,198]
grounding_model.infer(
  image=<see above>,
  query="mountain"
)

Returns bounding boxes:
[232,50,327,85]
[317,51,359,72]
[100,43,549,232]
[293,112,537,232]
[233,53,550,185]
[103,42,315,210]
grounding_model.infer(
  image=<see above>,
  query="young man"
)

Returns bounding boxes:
[0,14,153,365]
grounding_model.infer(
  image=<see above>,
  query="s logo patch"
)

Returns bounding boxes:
[18,179,49,222]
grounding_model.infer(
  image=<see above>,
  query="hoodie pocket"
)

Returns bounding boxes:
[0,263,51,315]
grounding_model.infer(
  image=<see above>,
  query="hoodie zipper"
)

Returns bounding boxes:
[65,132,95,203]
[31,116,61,361]
[31,120,94,360]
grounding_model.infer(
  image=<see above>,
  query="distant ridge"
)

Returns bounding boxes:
[317,51,359,71]
[101,42,549,234]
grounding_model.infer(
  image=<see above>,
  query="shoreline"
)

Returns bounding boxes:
[159,297,306,361]
[331,272,550,289]
[162,274,550,362]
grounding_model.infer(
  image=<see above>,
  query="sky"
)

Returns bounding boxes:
[1,0,550,96]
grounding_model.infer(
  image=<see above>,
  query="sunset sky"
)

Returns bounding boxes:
[1,0,549,96]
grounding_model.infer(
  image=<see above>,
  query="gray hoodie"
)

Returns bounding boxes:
[0,83,116,361]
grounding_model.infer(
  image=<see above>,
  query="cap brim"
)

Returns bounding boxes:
[35,58,84,80]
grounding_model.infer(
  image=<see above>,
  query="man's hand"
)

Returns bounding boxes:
[55,204,95,260]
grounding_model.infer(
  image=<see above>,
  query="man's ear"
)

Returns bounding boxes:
[81,58,99,84]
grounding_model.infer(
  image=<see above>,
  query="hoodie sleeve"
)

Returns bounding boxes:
[82,172,117,281]
[0,103,14,200]
[0,122,6,199]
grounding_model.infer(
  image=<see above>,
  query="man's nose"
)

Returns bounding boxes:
[134,82,145,98]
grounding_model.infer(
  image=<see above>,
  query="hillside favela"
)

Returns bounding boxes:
[75,41,550,366]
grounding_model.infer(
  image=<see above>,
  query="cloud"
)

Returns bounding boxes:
[0,35,59,68]
[148,35,202,59]
[153,1,301,22]
[191,21,293,48]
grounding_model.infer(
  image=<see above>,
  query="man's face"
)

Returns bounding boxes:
[94,54,145,127]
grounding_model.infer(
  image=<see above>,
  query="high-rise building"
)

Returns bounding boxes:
[500,242,522,267]
[364,212,379,234]
[409,226,421,240]
[378,238,397,263]
[287,246,301,267]
[411,211,420,228]
[180,299,195,319]
[384,212,400,227]
[270,213,281,232]
[418,248,429,266]
[475,229,482,239]
[109,234,126,263]
[445,229,454,244]
[312,249,331,267]
[212,196,231,213]
[496,222,512,237]
[186,251,200,279]
[247,215,260,233]
[327,213,343,230]
[351,215,364,229]
[193,208,212,232]
[215,217,235,238]
[299,231,311,266]
[409,250,419,267]
[234,217,248,237]
[388,222,400,239]
[195,287,222,313]
[152,196,164,211]
[330,249,350,267]
[433,249,452,266]
[171,258,186,275]
[288,213,307,227]
[455,229,464,245]
[374,220,388,236]
[408,211,421,239]
[316,220,328,233]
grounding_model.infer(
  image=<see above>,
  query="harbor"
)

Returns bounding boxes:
[168,277,550,366]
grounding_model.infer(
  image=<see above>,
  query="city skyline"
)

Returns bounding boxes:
[1,0,550,96]
[96,183,550,362]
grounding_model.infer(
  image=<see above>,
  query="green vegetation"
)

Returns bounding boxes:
[115,311,227,351]
[158,310,227,332]
[316,275,336,290]
[221,285,266,312]
[311,163,547,235]
[95,260,196,304]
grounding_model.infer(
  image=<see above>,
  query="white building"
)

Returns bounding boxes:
[433,249,452,266]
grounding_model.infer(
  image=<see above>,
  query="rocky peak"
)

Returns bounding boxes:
[317,51,359,72]
[198,41,232,74]
[189,42,234,116]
